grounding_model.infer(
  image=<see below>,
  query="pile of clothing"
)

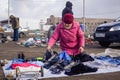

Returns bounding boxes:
[18,37,47,47]
[43,50,98,75]
[4,52,44,71]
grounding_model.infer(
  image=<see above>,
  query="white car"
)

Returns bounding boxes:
[0,24,29,38]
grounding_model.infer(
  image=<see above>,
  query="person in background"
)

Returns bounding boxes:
[47,1,73,42]
[80,23,85,32]
[47,13,85,60]
[47,25,56,41]
[62,1,73,18]
[10,15,19,41]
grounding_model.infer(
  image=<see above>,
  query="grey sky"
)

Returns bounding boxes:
[0,0,120,29]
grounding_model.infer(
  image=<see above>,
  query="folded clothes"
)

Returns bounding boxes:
[65,62,98,76]
[95,56,120,65]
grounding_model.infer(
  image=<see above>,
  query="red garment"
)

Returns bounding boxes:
[12,62,39,69]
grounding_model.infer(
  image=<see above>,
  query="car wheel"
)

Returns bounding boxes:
[99,41,111,47]
[19,32,25,38]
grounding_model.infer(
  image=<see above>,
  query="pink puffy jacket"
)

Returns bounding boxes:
[48,21,85,55]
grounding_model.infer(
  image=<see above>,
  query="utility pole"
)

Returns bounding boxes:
[83,0,85,32]
[8,0,10,25]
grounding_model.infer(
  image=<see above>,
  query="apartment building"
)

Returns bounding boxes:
[46,15,115,34]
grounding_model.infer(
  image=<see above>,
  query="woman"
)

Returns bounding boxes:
[46,14,96,75]
[47,13,85,58]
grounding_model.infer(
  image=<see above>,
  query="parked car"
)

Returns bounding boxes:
[93,21,120,47]
[19,27,29,38]
[0,24,29,38]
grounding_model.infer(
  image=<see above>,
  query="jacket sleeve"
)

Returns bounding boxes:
[77,23,85,47]
[48,25,60,48]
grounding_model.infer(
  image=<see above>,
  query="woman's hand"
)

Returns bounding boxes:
[79,47,84,53]
[47,45,52,51]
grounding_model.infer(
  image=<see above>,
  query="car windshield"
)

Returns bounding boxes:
[115,17,120,22]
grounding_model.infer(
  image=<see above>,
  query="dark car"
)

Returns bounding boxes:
[93,21,120,47]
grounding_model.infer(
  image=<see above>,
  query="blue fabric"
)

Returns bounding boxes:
[28,61,44,66]
[58,51,71,61]
[25,42,32,47]
[12,58,24,64]
[95,56,120,65]
[5,58,24,70]
[113,57,120,60]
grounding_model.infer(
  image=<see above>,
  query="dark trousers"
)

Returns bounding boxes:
[13,28,19,41]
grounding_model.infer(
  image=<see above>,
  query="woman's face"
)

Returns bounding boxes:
[64,23,72,29]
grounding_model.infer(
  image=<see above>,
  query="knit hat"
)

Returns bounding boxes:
[66,1,73,8]
[63,13,74,24]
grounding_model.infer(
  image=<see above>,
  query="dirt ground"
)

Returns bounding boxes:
[0,38,120,80]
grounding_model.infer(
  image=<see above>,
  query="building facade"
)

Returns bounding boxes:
[46,15,115,34]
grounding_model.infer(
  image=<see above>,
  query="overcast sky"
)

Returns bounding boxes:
[0,0,120,29]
